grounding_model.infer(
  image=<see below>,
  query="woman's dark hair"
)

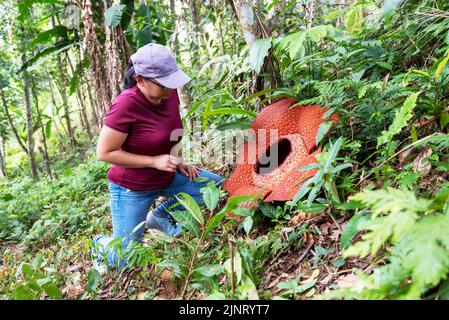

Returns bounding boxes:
[124,60,137,90]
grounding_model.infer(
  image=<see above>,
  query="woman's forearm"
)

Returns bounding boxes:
[99,149,156,168]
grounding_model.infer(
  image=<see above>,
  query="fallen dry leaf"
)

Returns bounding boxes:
[413,146,432,175]
[335,273,359,289]
[289,212,308,227]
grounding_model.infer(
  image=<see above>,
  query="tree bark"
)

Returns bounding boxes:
[21,52,39,180]
[77,0,111,123]
[231,0,262,46]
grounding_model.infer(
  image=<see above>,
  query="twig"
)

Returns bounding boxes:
[294,240,315,267]
[229,236,236,298]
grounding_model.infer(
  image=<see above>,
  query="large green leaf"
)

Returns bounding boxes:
[216,120,252,131]
[170,210,199,237]
[104,4,126,28]
[200,184,220,211]
[205,211,227,236]
[287,32,306,59]
[307,25,330,42]
[26,26,69,50]
[174,192,204,225]
[202,108,257,118]
[316,121,332,146]
[248,38,272,74]
[17,40,77,74]
[344,5,364,34]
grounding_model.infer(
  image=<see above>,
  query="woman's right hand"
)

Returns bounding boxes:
[151,154,182,172]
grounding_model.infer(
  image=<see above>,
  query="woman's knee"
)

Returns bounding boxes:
[199,169,224,186]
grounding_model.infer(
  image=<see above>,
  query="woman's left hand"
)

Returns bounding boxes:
[178,161,201,181]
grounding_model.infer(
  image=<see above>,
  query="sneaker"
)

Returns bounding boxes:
[92,258,108,276]
[91,235,109,275]
[146,212,183,237]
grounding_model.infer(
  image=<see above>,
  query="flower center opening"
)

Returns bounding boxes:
[255,138,292,175]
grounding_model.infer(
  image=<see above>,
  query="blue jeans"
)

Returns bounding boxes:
[92,168,223,269]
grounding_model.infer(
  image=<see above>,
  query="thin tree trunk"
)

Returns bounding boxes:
[1,89,29,155]
[74,33,99,133]
[65,51,93,141]
[48,76,69,152]
[0,134,7,178]
[56,54,78,147]
[21,52,39,180]
[31,77,53,179]
[188,0,201,55]
[86,78,100,130]
[231,0,262,46]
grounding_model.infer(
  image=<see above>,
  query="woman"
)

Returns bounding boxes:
[92,43,223,272]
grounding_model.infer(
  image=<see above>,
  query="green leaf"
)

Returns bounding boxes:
[344,188,431,258]
[15,285,35,300]
[175,192,204,225]
[26,26,69,50]
[324,137,343,172]
[344,5,364,34]
[243,216,253,236]
[435,50,449,79]
[205,292,227,300]
[340,210,369,249]
[216,121,252,131]
[205,211,227,236]
[21,264,35,277]
[17,40,77,74]
[217,195,258,215]
[104,4,126,27]
[288,32,306,59]
[45,120,52,139]
[377,92,420,146]
[202,107,257,118]
[248,38,272,74]
[87,269,104,293]
[316,121,332,146]
[200,183,220,211]
[307,25,328,42]
[41,281,62,299]
[291,178,313,206]
[170,210,199,237]
[194,264,225,277]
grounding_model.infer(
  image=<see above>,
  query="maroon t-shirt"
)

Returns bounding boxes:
[104,85,183,190]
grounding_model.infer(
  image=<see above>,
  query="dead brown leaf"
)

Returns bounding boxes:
[335,273,359,289]
[413,146,432,175]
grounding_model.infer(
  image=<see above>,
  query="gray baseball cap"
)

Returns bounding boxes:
[130,43,190,89]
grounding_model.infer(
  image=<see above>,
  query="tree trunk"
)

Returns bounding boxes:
[188,0,202,55]
[21,53,39,181]
[0,134,7,178]
[231,0,262,46]
[47,76,69,152]
[65,51,93,141]
[31,77,53,179]
[56,54,78,147]
[1,88,29,155]
[231,0,277,104]
[77,0,111,122]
